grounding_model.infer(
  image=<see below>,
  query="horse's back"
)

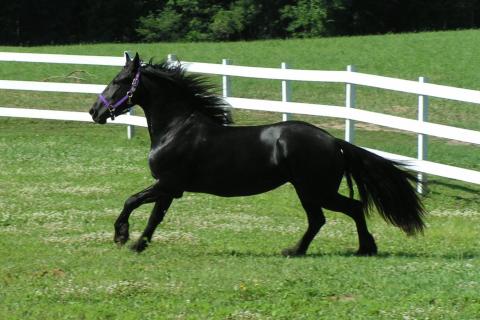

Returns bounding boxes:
[223,121,344,192]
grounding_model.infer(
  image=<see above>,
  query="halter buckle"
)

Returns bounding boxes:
[108,105,115,120]
[127,91,133,104]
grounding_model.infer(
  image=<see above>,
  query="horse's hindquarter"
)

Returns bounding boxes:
[277,122,344,191]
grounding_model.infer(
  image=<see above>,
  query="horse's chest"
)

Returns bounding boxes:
[148,146,169,169]
[147,142,187,178]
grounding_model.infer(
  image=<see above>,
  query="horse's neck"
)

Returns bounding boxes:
[141,103,193,146]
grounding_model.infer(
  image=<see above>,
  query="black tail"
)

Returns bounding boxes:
[337,139,426,235]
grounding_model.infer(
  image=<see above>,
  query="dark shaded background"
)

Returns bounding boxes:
[1,0,478,45]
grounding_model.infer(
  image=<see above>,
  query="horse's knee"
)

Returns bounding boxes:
[123,196,140,212]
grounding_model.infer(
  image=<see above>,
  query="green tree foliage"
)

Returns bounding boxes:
[135,0,263,41]
[136,0,228,41]
[1,0,480,45]
[210,1,257,40]
[281,0,328,37]
[137,8,183,42]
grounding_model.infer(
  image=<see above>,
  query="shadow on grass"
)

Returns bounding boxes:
[311,251,480,260]
[428,179,480,194]
[206,249,480,260]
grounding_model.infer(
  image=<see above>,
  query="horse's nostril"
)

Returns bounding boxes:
[89,107,100,121]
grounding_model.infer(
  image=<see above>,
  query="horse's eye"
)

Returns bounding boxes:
[113,76,129,85]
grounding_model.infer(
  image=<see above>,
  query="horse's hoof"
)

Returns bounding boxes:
[114,223,129,245]
[355,247,378,256]
[130,239,148,253]
[281,247,306,257]
[114,233,129,245]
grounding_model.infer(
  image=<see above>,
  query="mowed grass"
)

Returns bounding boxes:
[1,30,480,319]
[0,119,479,319]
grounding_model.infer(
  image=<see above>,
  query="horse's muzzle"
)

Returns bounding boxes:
[89,104,107,124]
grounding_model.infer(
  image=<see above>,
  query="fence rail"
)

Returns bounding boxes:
[4,52,480,103]
[0,52,479,186]
[0,106,147,126]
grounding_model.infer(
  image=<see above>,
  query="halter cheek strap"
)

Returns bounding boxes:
[99,70,141,120]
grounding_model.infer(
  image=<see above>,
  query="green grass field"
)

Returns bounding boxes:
[1,30,480,319]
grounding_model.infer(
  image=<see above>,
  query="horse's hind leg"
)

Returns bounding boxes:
[323,194,377,256]
[282,191,326,257]
[130,196,173,252]
[114,182,163,245]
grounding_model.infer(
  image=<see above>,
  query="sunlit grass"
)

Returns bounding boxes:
[0,118,479,319]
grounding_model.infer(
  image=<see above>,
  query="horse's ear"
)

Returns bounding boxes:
[125,51,132,64]
[133,53,141,70]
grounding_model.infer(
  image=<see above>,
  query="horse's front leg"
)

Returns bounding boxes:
[114,183,163,245]
[130,196,173,252]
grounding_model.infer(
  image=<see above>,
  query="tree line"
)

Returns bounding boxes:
[1,0,479,45]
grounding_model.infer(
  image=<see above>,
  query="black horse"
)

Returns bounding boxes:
[89,53,425,256]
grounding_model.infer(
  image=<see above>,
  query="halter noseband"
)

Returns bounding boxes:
[99,70,141,120]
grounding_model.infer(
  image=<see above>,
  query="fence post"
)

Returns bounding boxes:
[222,59,232,98]
[281,62,292,121]
[417,76,429,194]
[345,65,356,143]
[167,54,178,64]
[127,108,135,139]
[124,51,135,139]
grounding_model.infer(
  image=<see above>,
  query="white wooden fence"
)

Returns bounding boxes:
[0,51,479,188]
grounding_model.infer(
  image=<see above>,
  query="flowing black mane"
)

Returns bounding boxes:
[142,60,233,125]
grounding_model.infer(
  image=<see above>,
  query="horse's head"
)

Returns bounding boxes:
[89,52,141,124]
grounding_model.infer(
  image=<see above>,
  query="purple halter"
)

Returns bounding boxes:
[99,70,141,120]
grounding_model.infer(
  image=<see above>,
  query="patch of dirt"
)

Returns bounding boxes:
[324,294,356,302]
